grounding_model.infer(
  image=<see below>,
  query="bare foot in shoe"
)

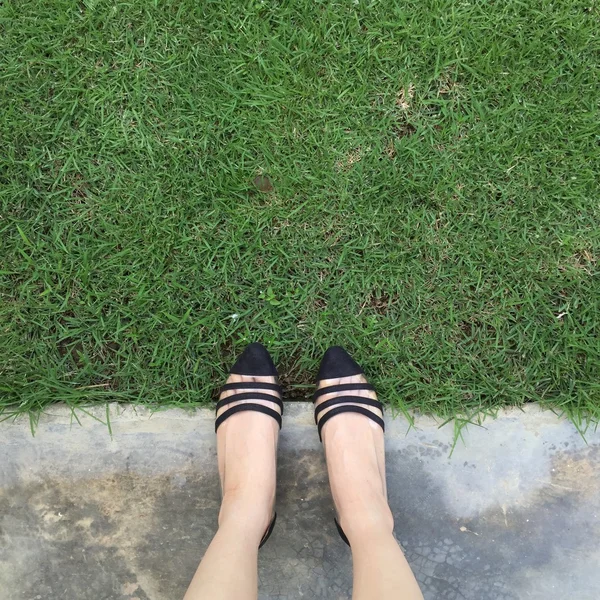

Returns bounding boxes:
[183,343,282,600]
[314,348,393,544]
[314,347,423,599]
[216,344,282,543]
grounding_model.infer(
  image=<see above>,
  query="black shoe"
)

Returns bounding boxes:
[216,342,282,548]
[313,346,384,546]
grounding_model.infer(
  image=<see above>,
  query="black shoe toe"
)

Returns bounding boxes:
[230,342,278,376]
[316,346,363,380]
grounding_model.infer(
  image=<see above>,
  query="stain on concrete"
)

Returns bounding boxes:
[0,469,220,599]
[391,444,600,600]
[1,404,599,600]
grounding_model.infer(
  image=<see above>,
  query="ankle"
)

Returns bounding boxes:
[218,489,274,536]
[338,499,394,545]
[342,517,395,546]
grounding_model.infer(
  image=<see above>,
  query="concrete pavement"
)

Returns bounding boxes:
[1,403,599,600]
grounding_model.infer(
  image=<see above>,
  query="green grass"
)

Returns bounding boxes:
[1,0,599,422]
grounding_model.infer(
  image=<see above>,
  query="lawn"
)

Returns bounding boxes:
[1,0,599,421]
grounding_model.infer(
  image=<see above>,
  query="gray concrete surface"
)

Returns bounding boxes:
[1,403,599,600]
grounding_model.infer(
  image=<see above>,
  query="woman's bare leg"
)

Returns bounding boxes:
[317,373,424,600]
[184,373,280,600]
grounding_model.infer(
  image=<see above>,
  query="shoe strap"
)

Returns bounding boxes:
[216,392,283,413]
[316,405,384,441]
[314,395,383,423]
[215,403,282,432]
[313,382,374,400]
[220,381,282,394]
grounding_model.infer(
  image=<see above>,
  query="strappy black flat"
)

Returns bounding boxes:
[215,342,282,549]
[313,346,385,547]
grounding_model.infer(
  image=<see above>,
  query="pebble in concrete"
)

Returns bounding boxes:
[1,403,599,600]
